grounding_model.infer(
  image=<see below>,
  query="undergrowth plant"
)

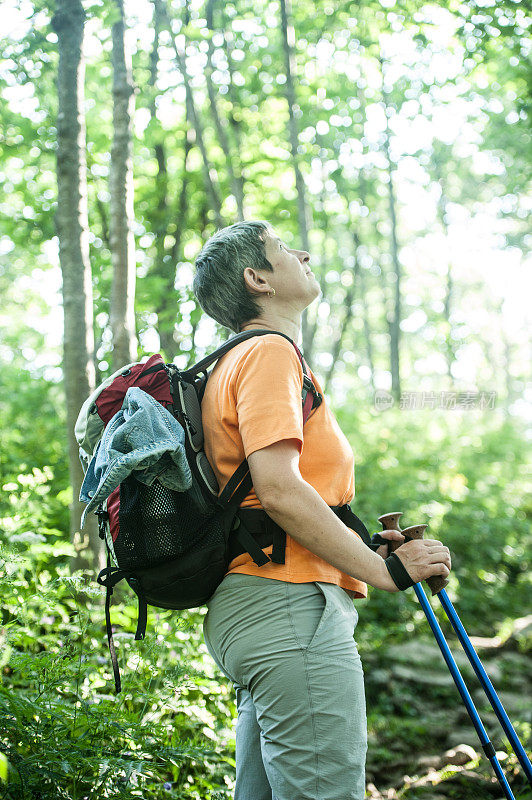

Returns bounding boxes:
[0,550,235,800]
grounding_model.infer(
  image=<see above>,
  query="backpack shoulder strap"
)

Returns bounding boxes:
[184,328,323,420]
[182,329,309,380]
[217,333,321,510]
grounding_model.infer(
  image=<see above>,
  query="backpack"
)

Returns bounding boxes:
[77,328,359,692]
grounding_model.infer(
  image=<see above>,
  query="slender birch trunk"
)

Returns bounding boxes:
[148,0,170,311]
[51,0,99,569]
[110,0,137,370]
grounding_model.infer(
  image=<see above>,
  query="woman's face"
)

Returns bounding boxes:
[261,229,321,306]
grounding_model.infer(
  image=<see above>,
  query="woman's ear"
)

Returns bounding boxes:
[243,267,269,295]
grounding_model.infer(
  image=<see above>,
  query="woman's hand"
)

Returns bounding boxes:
[375,529,405,558]
[393,539,452,584]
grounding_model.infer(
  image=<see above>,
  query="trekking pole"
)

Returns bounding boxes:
[395,518,532,787]
[378,513,518,799]
[437,587,532,785]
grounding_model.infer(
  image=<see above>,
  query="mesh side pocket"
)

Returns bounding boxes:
[133,512,231,609]
[115,475,222,570]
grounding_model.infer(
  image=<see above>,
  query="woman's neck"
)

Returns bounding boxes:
[240,315,301,344]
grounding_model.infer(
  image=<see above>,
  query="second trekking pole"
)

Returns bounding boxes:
[378,512,518,799]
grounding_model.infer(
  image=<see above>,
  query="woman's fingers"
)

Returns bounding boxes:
[419,540,451,568]
[393,538,452,583]
[430,562,450,578]
[426,549,451,571]
[380,529,405,541]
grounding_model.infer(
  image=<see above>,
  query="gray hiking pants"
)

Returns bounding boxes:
[203,573,367,800]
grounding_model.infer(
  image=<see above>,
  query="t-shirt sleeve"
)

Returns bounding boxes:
[234,338,304,458]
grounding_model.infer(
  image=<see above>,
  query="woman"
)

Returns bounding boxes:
[192,220,451,800]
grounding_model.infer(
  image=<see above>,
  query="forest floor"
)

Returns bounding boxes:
[362,615,531,799]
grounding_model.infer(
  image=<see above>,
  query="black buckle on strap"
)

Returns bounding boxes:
[303,375,323,410]
[96,506,109,541]
[229,509,287,566]
[234,517,271,567]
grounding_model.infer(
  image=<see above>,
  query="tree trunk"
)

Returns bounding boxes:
[303,137,329,365]
[86,149,110,248]
[279,0,312,351]
[51,0,99,570]
[502,336,513,415]
[205,0,244,221]
[154,130,192,361]
[323,228,359,393]
[324,281,356,394]
[110,0,137,371]
[436,185,456,385]
[359,262,376,394]
[148,0,169,291]
[158,0,224,229]
[147,1,191,361]
[382,100,402,402]
[220,10,246,219]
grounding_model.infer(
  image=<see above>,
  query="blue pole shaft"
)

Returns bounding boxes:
[413,583,515,800]
[437,587,532,785]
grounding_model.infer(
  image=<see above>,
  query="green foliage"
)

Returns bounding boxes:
[0,558,234,799]
[336,404,532,640]
[1,0,530,795]
[2,0,530,392]
[0,365,70,564]
[1,397,530,797]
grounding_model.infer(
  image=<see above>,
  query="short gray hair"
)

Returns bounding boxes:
[192,220,274,333]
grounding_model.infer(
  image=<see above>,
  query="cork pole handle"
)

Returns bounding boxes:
[377,513,449,595]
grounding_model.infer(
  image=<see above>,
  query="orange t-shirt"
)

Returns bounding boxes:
[201,333,367,599]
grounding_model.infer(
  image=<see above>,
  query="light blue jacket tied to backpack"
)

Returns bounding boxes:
[79,387,202,526]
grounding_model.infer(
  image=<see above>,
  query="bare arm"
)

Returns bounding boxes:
[247,439,451,592]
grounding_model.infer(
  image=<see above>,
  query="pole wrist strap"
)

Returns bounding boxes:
[384,552,415,591]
